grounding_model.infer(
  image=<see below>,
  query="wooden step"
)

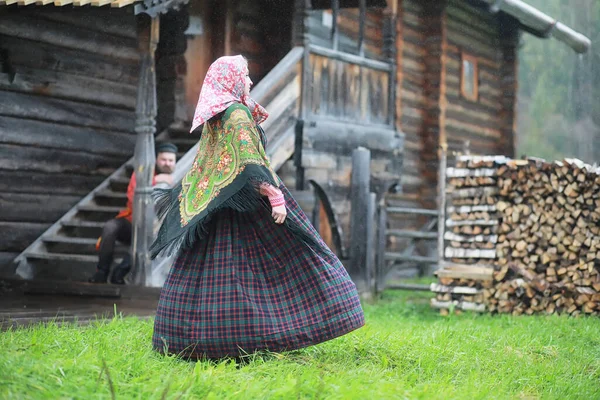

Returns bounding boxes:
[60,220,105,238]
[25,252,106,281]
[95,189,128,207]
[109,176,131,192]
[75,205,122,222]
[42,236,128,256]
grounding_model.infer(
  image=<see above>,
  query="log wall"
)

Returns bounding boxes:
[0,7,139,267]
[391,0,518,211]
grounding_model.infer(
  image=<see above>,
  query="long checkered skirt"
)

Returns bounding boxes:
[152,186,364,359]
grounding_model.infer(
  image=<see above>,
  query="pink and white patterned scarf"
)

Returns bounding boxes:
[190,55,268,133]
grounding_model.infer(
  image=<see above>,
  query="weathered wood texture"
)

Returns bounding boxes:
[305,8,385,60]
[306,53,390,125]
[0,7,139,266]
[390,0,518,227]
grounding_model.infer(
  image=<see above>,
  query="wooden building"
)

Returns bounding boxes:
[0,0,590,287]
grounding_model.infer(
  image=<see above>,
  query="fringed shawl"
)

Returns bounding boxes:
[150,104,315,259]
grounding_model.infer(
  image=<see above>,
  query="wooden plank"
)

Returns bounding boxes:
[386,230,437,239]
[0,91,135,132]
[0,116,136,157]
[446,167,497,178]
[0,221,49,252]
[446,204,497,213]
[0,171,105,196]
[0,67,136,109]
[386,207,437,216]
[0,144,125,175]
[431,298,486,312]
[445,219,498,227]
[444,247,496,259]
[444,232,498,243]
[430,283,480,294]
[0,15,139,62]
[0,35,138,85]
[0,192,80,223]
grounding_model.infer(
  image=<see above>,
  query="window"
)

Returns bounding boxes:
[461,53,478,101]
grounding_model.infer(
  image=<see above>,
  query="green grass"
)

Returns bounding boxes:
[1,291,599,400]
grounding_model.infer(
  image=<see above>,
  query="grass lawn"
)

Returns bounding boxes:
[1,290,599,400]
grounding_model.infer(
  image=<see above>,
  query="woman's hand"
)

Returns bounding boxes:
[272,204,287,224]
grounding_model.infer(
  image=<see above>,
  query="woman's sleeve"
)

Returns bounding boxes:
[259,182,285,207]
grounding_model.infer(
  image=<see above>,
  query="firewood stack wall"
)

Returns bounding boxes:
[434,155,600,317]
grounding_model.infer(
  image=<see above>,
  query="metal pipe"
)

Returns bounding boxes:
[483,0,591,53]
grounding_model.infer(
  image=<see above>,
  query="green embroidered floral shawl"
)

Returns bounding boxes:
[150,104,283,258]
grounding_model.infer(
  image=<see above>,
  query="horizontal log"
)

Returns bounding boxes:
[447,204,497,213]
[386,230,438,239]
[446,167,497,178]
[304,119,401,155]
[444,231,498,243]
[0,90,135,133]
[0,116,136,157]
[0,192,80,223]
[0,221,49,252]
[430,283,480,295]
[1,35,139,85]
[435,263,494,280]
[386,207,438,216]
[25,8,137,39]
[444,247,497,259]
[450,187,499,198]
[0,144,125,175]
[5,68,136,110]
[0,170,104,196]
[0,14,139,62]
[431,299,486,312]
[0,252,18,274]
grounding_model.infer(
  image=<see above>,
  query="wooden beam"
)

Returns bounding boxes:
[331,0,340,51]
[54,0,74,5]
[395,0,404,131]
[111,0,136,7]
[91,0,112,6]
[17,0,37,5]
[73,0,93,4]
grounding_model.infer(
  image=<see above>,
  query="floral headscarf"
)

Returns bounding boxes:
[190,55,268,133]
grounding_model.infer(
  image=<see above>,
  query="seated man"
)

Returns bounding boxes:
[89,142,178,284]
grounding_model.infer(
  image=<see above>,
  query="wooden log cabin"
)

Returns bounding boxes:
[0,0,590,288]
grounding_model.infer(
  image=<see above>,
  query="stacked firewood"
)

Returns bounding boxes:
[432,156,504,314]
[434,156,600,316]
[488,158,600,316]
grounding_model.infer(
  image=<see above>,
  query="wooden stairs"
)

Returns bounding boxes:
[7,47,312,286]
[10,124,197,283]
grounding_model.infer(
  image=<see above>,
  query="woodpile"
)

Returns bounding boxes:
[434,155,600,317]
[433,156,503,314]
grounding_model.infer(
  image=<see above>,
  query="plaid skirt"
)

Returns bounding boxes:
[152,186,364,359]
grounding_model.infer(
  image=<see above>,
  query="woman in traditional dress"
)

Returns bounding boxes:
[150,55,364,359]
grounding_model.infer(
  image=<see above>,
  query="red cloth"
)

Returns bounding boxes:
[190,55,268,133]
[115,172,157,223]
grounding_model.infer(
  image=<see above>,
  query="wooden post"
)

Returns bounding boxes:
[131,15,159,286]
[331,0,340,51]
[375,197,387,294]
[436,143,448,271]
[365,192,377,298]
[350,147,371,284]
[358,0,367,57]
